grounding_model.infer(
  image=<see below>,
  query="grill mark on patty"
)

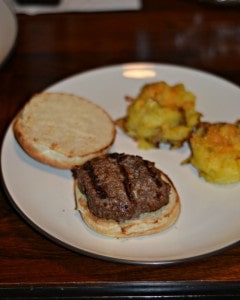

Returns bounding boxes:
[143,159,168,200]
[110,153,165,203]
[110,153,135,203]
[83,161,108,199]
[143,160,163,188]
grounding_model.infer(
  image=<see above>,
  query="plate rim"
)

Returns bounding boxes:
[45,61,240,92]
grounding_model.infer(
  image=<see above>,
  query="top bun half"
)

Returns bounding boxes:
[13,92,116,169]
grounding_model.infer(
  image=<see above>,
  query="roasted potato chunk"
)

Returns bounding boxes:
[117,81,201,149]
[188,121,240,184]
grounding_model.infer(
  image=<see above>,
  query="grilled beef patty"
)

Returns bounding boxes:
[74,153,170,222]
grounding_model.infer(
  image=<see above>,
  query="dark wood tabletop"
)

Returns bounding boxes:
[0,0,240,298]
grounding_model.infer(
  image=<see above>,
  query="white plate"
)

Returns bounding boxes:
[1,63,240,264]
[0,1,18,67]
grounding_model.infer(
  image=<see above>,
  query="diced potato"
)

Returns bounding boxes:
[188,121,240,184]
[117,81,201,149]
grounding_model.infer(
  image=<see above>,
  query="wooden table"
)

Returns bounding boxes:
[0,0,240,298]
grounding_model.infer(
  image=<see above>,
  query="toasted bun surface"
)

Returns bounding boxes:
[74,173,181,238]
[13,93,116,169]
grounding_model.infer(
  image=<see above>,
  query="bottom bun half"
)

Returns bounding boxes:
[74,174,181,238]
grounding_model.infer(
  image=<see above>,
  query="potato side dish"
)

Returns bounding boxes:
[117,81,201,149]
[187,121,240,184]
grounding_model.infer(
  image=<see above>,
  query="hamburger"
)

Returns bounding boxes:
[73,153,181,238]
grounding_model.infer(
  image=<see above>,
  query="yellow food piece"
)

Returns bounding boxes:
[188,121,240,184]
[117,81,201,149]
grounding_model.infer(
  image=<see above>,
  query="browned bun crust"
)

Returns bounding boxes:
[13,93,116,169]
[74,172,181,238]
